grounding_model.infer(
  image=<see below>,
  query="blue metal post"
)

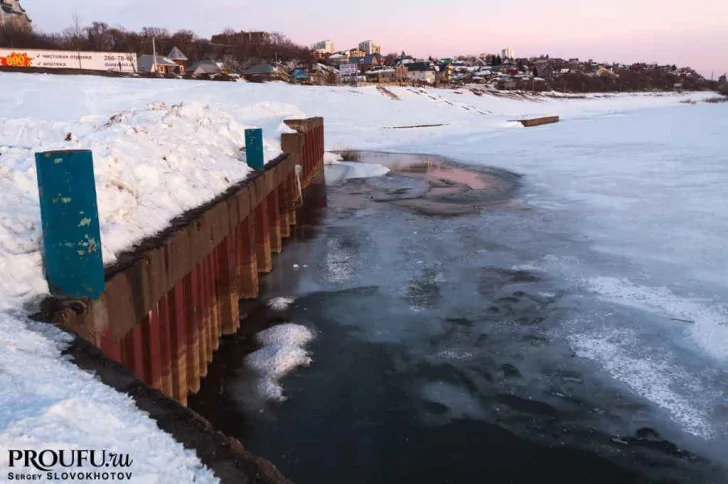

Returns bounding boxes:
[244,128,265,172]
[35,150,105,299]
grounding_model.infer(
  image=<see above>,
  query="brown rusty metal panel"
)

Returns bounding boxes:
[187,217,208,269]
[268,187,282,254]
[227,194,240,233]
[210,201,229,248]
[158,292,173,397]
[169,282,188,405]
[238,217,259,299]
[255,175,269,201]
[281,132,303,165]
[186,266,201,394]
[138,247,167,315]
[105,268,141,340]
[254,198,272,273]
[165,226,191,288]
[237,186,252,221]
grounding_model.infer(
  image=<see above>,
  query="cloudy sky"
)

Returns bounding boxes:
[22,0,728,77]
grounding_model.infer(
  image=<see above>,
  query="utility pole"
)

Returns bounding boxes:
[152,36,158,73]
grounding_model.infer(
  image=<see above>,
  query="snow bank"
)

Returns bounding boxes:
[245,324,315,401]
[1,101,283,269]
[0,77,314,482]
[0,315,218,483]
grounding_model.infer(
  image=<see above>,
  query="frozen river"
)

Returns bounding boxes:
[190,102,728,484]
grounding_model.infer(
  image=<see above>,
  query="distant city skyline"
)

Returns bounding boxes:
[21,0,727,78]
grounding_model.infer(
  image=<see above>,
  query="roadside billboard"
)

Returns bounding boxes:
[339,63,357,76]
[0,48,137,72]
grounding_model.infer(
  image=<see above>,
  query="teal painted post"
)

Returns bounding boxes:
[245,128,264,172]
[35,150,105,299]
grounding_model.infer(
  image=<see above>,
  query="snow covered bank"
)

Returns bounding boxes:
[0,76,312,482]
[0,314,219,483]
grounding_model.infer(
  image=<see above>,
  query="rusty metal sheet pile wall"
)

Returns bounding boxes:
[51,118,325,405]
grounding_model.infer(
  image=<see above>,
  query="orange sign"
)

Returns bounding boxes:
[0,52,33,67]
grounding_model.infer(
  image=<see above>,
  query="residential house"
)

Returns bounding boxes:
[329,52,350,66]
[349,48,366,58]
[291,68,329,85]
[166,47,188,75]
[365,68,396,83]
[138,55,180,75]
[188,59,229,78]
[360,54,382,71]
[395,52,416,65]
[0,0,30,30]
[314,63,338,84]
[497,77,516,90]
[405,62,436,84]
[436,63,454,83]
[244,64,290,82]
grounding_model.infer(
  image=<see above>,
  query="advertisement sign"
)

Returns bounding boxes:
[0,48,137,72]
[339,63,357,76]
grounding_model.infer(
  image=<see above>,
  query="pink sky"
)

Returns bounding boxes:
[23,0,728,77]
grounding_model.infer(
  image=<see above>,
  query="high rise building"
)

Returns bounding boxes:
[358,40,381,55]
[501,47,515,59]
[0,0,31,30]
[313,40,335,54]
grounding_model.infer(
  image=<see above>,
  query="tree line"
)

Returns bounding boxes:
[0,20,315,70]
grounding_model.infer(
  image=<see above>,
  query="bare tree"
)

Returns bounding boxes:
[62,11,85,49]
[86,22,113,50]
[70,12,83,38]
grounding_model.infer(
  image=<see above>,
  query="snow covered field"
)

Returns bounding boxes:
[0,71,724,480]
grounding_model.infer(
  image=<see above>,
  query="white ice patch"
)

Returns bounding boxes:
[586,276,728,361]
[337,161,389,180]
[437,350,473,360]
[267,297,295,311]
[324,151,342,164]
[245,324,314,402]
[568,329,714,439]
